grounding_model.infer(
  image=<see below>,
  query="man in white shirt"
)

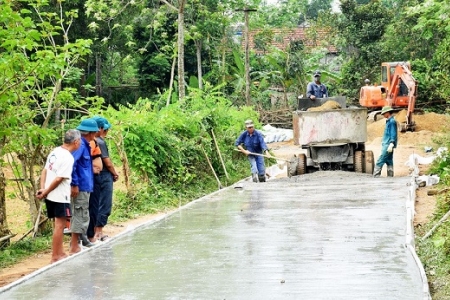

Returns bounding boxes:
[37,129,81,263]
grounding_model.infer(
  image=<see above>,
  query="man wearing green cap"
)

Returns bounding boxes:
[88,117,119,242]
[373,106,398,177]
[69,118,99,254]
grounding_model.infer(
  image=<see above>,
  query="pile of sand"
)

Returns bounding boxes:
[307,100,341,111]
[367,110,449,143]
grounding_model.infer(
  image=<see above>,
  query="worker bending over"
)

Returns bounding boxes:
[235,120,270,183]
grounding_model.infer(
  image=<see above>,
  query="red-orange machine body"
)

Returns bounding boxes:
[359,62,417,131]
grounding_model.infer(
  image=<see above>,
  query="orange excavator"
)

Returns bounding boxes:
[359,62,418,132]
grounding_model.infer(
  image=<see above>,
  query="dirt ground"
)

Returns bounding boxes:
[0,111,448,288]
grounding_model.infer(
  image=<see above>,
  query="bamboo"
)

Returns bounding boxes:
[422,209,450,241]
[427,187,450,196]
[33,201,43,237]
[0,234,16,243]
[18,217,48,242]
[201,146,223,189]
[211,130,229,179]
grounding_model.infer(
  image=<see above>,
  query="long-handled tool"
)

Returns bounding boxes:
[33,201,43,238]
[234,149,290,162]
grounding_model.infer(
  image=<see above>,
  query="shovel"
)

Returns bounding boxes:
[234,149,290,162]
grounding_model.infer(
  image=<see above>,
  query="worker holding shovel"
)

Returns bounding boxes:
[235,119,271,183]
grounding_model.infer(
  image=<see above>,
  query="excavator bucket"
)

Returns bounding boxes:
[367,111,382,122]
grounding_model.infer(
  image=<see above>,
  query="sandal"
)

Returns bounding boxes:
[100,235,110,241]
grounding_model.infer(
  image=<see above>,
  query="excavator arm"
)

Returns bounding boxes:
[386,63,418,131]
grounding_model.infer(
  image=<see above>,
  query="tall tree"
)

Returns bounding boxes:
[158,0,187,101]
[0,0,94,241]
[336,0,392,100]
[185,0,229,90]
[82,0,145,105]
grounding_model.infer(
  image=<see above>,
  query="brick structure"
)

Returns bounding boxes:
[243,27,337,55]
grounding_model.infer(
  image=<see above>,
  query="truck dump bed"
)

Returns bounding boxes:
[293,108,368,146]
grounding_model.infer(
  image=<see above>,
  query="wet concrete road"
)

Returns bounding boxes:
[0,172,429,299]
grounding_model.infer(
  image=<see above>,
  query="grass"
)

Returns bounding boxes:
[415,189,450,298]
[0,236,53,269]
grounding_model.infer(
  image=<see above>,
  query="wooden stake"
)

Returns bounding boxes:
[33,201,43,237]
[18,217,48,242]
[0,234,16,244]
[427,187,450,196]
[201,146,223,189]
[211,130,229,179]
[422,209,450,241]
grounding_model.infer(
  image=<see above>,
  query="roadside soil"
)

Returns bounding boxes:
[0,111,448,288]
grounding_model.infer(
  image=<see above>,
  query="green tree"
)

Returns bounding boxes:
[378,0,450,107]
[254,0,306,27]
[407,0,450,106]
[336,0,392,101]
[306,0,333,21]
[81,0,145,105]
[0,0,94,243]
[185,0,223,90]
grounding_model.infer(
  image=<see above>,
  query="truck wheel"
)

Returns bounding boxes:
[364,150,374,174]
[354,151,363,173]
[287,156,298,177]
[296,154,307,175]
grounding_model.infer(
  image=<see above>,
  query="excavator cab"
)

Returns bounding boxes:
[381,62,411,107]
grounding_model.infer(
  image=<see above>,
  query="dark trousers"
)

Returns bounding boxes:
[87,173,114,238]
[376,144,394,168]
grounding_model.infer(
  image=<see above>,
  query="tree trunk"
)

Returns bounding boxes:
[0,168,11,247]
[222,42,226,87]
[19,151,40,230]
[114,133,132,193]
[96,53,102,96]
[178,0,186,101]
[166,55,177,107]
[244,10,251,106]
[195,40,203,90]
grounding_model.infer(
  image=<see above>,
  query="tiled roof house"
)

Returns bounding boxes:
[244,27,337,55]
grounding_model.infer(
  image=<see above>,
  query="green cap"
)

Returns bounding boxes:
[381,106,394,114]
[76,118,99,132]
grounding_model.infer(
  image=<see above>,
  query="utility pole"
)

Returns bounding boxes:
[236,7,257,106]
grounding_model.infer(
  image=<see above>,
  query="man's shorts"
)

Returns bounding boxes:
[45,200,72,219]
[70,192,90,234]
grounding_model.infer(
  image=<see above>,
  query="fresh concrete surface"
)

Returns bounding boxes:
[0,172,429,299]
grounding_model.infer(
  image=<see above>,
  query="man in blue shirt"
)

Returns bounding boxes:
[235,120,270,183]
[373,106,398,177]
[306,70,328,100]
[69,118,98,254]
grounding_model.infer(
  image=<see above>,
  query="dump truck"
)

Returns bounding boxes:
[289,97,374,176]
